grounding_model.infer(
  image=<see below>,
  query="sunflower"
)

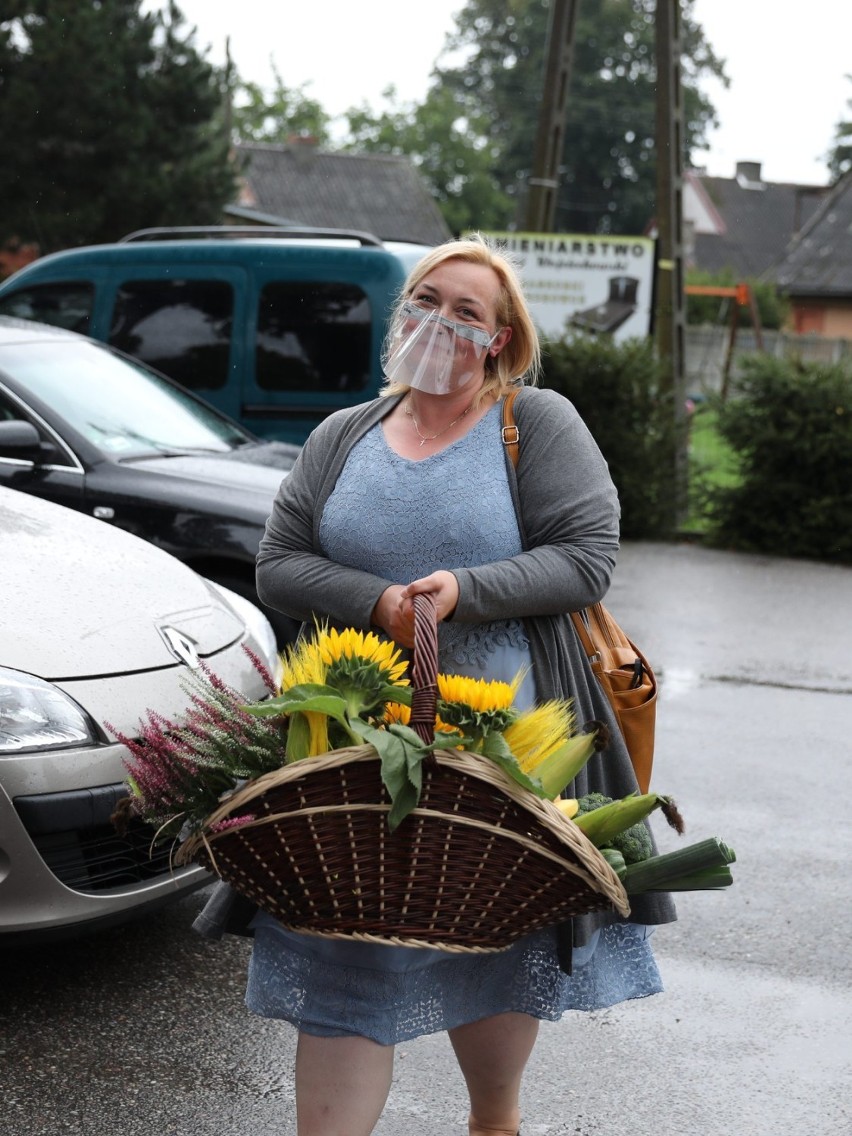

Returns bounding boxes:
[320,627,408,682]
[436,670,523,745]
[318,626,409,718]
[383,700,411,726]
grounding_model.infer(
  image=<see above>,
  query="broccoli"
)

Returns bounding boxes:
[576,793,653,864]
[576,792,612,814]
[608,822,653,864]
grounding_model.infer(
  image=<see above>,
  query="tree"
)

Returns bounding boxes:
[827,74,852,181]
[231,62,331,145]
[344,85,513,234]
[0,0,236,252]
[340,0,726,236]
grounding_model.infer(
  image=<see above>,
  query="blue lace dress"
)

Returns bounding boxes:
[245,403,662,1044]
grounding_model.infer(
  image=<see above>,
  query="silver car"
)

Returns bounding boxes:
[0,485,280,942]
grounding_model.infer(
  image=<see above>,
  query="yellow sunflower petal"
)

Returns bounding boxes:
[436,669,522,712]
[319,627,408,684]
[383,701,411,726]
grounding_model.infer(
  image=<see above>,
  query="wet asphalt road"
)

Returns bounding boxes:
[1,541,851,1136]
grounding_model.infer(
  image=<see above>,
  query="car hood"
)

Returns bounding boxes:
[1,488,245,679]
[123,453,287,498]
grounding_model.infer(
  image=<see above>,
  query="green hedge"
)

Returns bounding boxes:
[541,335,682,539]
[705,356,852,562]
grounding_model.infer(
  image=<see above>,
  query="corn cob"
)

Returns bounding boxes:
[573,792,684,846]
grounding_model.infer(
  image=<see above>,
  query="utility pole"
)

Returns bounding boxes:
[522,0,580,233]
[654,0,688,528]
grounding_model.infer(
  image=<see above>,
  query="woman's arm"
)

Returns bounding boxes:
[255,415,394,630]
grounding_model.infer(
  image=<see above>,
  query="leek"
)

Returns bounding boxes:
[618,837,736,894]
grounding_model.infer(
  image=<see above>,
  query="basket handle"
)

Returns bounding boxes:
[409,592,439,744]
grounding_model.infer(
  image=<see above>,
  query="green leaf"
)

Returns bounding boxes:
[248,684,356,738]
[245,683,340,716]
[357,721,428,833]
[430,729,474,751]
[379,683,412,707]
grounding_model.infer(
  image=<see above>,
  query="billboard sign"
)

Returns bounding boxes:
[479,231,656,342]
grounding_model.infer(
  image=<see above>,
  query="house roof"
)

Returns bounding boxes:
[768,170,852,297]
[232,141,452,247]
[686,162,829,279]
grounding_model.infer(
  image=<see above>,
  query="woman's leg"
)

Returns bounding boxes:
[448,1012,540,1136]
[295,1032,395,1136]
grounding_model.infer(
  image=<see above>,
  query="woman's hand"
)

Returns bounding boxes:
[403,571,460,621]
[371,571,460,647]
[371,584,413,646]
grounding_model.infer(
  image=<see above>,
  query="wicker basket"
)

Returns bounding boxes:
[177,595,630,951]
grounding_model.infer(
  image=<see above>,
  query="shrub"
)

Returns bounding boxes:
[541,334,682,539]
[705,356,852,562]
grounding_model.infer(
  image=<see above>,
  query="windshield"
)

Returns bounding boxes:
[0,338,252,457]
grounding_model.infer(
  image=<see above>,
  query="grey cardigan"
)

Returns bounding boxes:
[194,386,676,952]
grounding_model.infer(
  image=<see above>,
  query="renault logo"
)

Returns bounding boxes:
[159,626,201,668]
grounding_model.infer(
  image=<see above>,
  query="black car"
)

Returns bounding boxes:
[0,317,300,642]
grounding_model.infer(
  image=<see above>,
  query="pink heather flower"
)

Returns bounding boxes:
[241,643,278,694]
[209,814,256,833]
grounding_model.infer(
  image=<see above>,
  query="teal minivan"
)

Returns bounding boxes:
[0,228,432,445]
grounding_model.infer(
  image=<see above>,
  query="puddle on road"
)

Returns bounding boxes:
[658,667,703,697]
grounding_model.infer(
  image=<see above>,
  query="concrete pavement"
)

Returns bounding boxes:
[369,541,852,1136]
[2,541,850,1136]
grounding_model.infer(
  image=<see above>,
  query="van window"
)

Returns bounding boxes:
[0,282,94,333]
[256,282,372,393]
[109,279,233,391]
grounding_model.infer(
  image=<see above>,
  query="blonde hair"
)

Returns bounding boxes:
[380,232,541,401]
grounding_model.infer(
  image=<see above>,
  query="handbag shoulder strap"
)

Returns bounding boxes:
[501,388,521,468]
[501,389,596,654]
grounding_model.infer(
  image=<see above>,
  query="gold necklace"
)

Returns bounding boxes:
[404,397,475,447]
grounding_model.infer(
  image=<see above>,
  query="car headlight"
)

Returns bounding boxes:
[0,668,100,754]
[206,582,283,685]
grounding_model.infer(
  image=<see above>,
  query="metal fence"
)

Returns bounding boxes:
[685,327,852,398]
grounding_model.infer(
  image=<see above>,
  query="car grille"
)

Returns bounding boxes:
[14,783,186,893]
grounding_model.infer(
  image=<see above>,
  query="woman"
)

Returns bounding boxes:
[206,235,675,1136]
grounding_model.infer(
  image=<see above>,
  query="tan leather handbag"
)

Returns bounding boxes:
[502,389,657,792]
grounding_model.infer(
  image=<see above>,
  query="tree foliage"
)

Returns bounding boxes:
[232,62,331,145]
[340,0,726,236]
[827,74,852,181]
[344,85,513,235]
[0,0,236,251]
[542,332,683,538]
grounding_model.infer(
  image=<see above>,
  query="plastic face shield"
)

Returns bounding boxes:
[384,301,498,394]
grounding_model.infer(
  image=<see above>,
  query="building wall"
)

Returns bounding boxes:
[788,300,852,339]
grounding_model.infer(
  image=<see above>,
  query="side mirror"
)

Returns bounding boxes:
[0,419,49,462]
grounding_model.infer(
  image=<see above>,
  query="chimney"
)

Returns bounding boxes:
[735,161,764,189]
[287,134,319,165]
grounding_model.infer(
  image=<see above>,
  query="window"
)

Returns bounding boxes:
[109,279,233,391]
[256,283,372,393]
[0,283,94,333]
